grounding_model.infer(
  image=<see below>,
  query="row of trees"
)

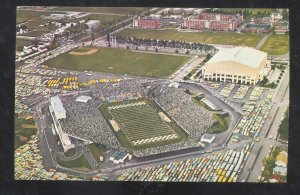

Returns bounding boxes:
[112,35,218,53]
[206,9,272,20]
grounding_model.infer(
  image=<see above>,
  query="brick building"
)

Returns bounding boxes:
[182,13,243,31]
[133,16,160,29]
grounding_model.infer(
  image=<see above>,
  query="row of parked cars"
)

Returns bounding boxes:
[233,85,249,100]
[15,135,108,181]
[118,143,254,182]
[220,84,235,98]
[233,89,274,137]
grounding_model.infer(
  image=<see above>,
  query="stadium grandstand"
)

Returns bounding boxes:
[76,95,92,103]
[53,80,216,157]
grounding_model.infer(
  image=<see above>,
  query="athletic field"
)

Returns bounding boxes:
[260,34,290,55]
[100,99,188,149]
[116,28,264,47]
[43,47,190,77]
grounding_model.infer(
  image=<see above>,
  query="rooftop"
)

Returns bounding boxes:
[206,47,267,68]
[50,96,66,115]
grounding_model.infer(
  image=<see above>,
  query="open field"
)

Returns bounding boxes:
[208,113,230,134]
[260,34,290,55]
[17,10,127,31]
[99,99,188,149]
[88,144,107,163]
[116,29,264,47]
[64,148,77,157]
[23,30,52,37]
[17,10,60,30]
[44,46,190,77]
[16,39,33,50]
[61,14,127,29]
[50,7,147,15]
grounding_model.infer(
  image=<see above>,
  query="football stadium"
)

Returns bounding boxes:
[100,99,188,149]
[51,79,216,157]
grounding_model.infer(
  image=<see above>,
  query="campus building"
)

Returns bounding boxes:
[270,12,283,25]
[86,20,101,31]
[182,13,243,31]
[274,20,289,34]
[201,47,270,85]
[133,16,160,29]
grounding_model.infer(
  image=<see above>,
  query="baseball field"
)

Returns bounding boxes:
[43,46,190,77]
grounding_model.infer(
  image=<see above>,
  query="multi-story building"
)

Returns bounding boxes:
[271,12,283,25]
[182,13,243,31]
[133,16,160,29]
[274,20,289,34]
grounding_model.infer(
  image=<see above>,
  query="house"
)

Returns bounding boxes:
[273,166,287,176]
[275,151,288,167]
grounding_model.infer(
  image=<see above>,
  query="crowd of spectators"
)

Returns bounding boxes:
[153,85,215,144]
[60,97,123,150]
[58,80,217,157]
[91,79,147,102]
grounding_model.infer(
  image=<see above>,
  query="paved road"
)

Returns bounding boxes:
[238,66,289,182]
[82,145,100,171]
[256,32,272,50]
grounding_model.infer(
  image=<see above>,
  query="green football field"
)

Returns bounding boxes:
[99,99,188,150]
[43,46,190,77]
[116,28,264,47]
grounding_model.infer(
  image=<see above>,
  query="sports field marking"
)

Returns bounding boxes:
[69,48,98,56]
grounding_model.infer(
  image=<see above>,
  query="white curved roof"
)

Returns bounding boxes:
[206,47,267,68]
[76,95,92,103]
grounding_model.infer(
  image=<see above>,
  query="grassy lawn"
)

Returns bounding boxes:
[208,113,230,134]
[14,114,37,149]
[116,28,264,47]
[23,30,51,37]
[16,10,60,30]
[192,95,214,111]
[88,143,106,163]
[56,153,91,171]
[43,46,190,77]
[278,107,289,141]
[64,148,77,157]
[16,39,33,50]
[51,7,147,15]
[99,98,188,150]
[260,34,290,55]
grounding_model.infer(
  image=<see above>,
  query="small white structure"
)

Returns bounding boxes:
[50,13,65,19]
[168,82,180,88]
[50,96,66,119]
[273,166,287,176]
[109,152,131,164]
[76,95,92,103]
[86,20,100,31]
[201,134,216,144]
